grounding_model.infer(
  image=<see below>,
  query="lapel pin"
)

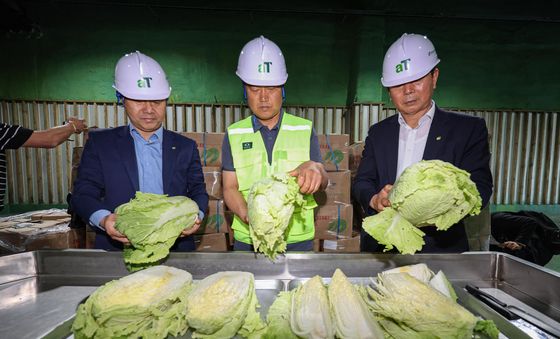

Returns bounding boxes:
[172,146,176,150]
[436,136,442,141]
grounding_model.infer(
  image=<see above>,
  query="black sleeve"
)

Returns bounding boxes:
[0,124,33,150]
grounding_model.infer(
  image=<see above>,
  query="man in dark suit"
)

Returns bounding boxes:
[353,33,493,253]
[71,51,208,251]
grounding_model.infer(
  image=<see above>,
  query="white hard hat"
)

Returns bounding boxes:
[113,51,171,100]
[381,33,440,88]
[236,36,288,86]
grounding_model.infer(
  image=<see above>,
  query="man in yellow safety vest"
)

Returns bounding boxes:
[222,36,328,251]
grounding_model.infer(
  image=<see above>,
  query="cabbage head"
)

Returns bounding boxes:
[363,160,482,254]
[265,275,333,339]
[382,263,434,284]
[364,272,498,339]
[185,271,265,338]
[328,269,384,338]
[382,264,457,301]
[264,291,299,339]
[72,265,192,339]
[247,173,304,259]
[115,192,199,271]
[290,275,335,339]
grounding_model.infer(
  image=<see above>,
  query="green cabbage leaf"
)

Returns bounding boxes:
[363,271,498,339]
[363,160,482,254]
[115,192,199,271]
[247,173,304,259]
[185,271,266,338]
[329,269,384,338]
[72,265,192,339]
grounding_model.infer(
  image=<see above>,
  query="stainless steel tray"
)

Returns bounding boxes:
[1,250,559,338]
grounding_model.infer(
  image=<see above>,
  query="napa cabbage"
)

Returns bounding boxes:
[328,269,384,338]
[382,263,434,284]
[185,271,266,338]
[363,160,482,254]
[265,276,334,339]
[291,276,335,339]
[363,272,498,339]
[115,192,199,271]
[247,173,304,259]
[264,291,299,339]
[72,265,192,339]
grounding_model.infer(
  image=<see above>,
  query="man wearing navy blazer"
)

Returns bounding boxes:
[353,34,493,253]
[72,51,208,251]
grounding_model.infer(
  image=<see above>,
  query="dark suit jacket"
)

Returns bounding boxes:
[352,107,493,253]
[71,126,209,250]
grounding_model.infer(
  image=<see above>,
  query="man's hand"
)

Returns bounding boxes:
[180,216,202,237]
[501,241,525,251]
[288,161,327,194]
[369,184,393,212]
[102,213,130,244]
[66,116,88,134]
[223,170,250,225]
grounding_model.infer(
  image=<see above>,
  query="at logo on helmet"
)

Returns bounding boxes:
[137,77,153,88]
[395,59,411,74]
[258,62,272,73]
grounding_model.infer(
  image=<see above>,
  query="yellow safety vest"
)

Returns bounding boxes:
[228,113,317,244]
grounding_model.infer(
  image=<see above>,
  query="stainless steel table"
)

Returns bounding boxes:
[1,250,559,338]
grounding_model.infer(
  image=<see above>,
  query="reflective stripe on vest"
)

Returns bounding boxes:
[228,113,317,244]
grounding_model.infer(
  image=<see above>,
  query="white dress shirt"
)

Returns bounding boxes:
[396,100,436,179]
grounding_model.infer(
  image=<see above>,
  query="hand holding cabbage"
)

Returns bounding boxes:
[363,160,482,254]
[114,192,200,271]
[247,173,304,259]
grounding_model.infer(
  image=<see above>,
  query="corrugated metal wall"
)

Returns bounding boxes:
[1,100,558,205]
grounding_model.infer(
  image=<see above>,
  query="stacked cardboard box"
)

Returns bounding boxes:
[183,132,232,251]
[203,167,223,200]
[197,199,229,235]
[0,209,82,254]
[194,233,229,252]
[182,132,224,168]
[314,170,351,206]
[314,202,353,240]
[317,134,350,171]
[313,232,361,253]
[348,141,366,234]
[313,134,358,252]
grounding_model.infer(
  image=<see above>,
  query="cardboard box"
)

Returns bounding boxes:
[31,211,71,221]
[0,218,81,253]
[348,142,365,176]
[314,170,351,205]
[197,199,229,234]
[194,233,229,252]
[182,132,225,167]
[314,203,353,240]
[313,232,360,253]
[204,166,223,199]
[317,134,350,172]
